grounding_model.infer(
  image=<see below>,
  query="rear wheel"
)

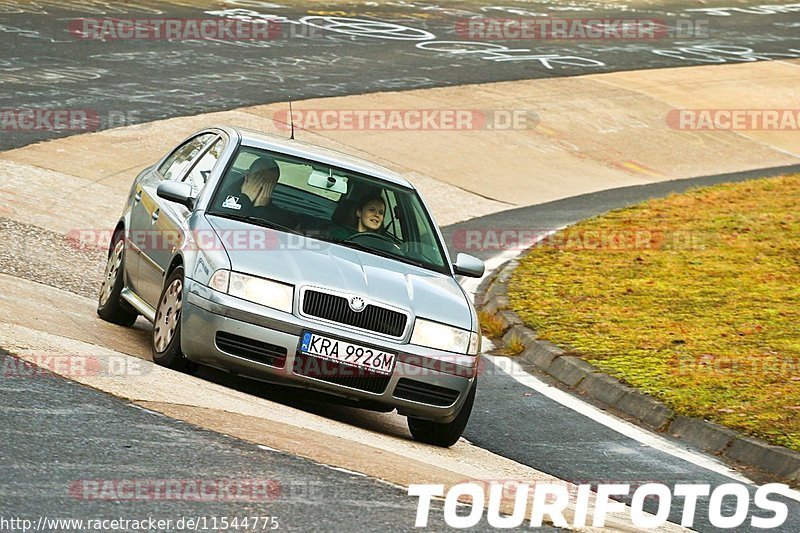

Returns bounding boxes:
[152,266,196,373]
[407,378,476,447]
[97,232,138,327]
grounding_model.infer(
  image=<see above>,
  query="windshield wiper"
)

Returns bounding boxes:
[209,212,303,236]
[336,240,425,269]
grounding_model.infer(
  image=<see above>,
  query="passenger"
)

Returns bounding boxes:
[329,195,385,240]
[219,164,297,228]
[241,167,278,208]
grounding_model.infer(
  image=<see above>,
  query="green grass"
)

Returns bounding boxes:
[508,175,800,451]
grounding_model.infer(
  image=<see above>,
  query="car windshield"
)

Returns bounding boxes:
[206,146,451,275]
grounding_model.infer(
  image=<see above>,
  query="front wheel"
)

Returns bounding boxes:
[152,266,196,373]
[407,378,477,447]
[97,232,138,327]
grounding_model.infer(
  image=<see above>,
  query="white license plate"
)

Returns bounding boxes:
[300,332,395,375]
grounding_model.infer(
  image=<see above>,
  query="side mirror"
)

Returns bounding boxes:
[453,253,485,278]
[157,181,194,210]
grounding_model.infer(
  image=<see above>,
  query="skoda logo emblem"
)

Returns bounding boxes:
[349,296,366,312]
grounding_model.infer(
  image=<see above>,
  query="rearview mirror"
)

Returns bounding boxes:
[308,169,348,194]
[157,181,194,210]
[453,253,485,278]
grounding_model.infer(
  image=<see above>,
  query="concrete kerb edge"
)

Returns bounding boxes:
[476,259,800,485]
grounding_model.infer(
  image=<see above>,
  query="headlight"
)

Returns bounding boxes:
[209,270,293,313]
[411,318,479,355]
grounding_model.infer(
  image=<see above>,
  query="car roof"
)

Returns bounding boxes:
[219,126,415,189]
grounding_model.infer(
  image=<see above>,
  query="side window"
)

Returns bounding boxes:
[157,133,215,182]
[182,138,224,197]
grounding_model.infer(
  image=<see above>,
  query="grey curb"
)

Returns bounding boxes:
[547,356,594,388]
[669,416,738,454]
[477,258,800,485]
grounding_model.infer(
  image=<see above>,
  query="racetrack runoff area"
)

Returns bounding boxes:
[1,59,799,529]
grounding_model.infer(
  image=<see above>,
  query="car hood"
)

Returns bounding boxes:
[206,215,472,331]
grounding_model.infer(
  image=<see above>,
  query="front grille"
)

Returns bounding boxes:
[293,353,391,394]
[302,290,407,337]
[215,332,287,368]
[394,378,460,407]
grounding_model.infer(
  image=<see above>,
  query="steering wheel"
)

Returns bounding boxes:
[346,231,404,253]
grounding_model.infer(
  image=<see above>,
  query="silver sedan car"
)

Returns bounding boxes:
[97,126,485,446]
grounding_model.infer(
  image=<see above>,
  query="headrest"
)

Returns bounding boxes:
[332,200,358,227]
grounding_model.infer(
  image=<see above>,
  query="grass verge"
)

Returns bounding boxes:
[478,310,507,338]
[508,175,800,452]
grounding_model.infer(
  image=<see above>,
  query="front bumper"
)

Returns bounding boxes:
[181,278,477,422]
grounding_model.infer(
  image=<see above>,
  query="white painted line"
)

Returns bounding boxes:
[463,232,800,501]
[492,354,800,504]
[466,225,800,505]
[460,229,561,298]
[324,465,368,477]
[487,354,754,483]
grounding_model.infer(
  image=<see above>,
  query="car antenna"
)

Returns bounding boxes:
[288,99,295,140]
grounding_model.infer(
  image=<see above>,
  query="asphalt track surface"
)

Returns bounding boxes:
[3,169,799,531]
[0,348,497,533]
[3,0,800,150]
[4,0,800,531]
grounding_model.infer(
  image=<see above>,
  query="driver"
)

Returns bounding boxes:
[330,195,385,239]
[356,196,385,233]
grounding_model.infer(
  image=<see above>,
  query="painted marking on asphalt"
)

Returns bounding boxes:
[486,353,751,483]
[459,229,560,297]
[462,230,800,502]
[325,465,368,477]
[619,159,664,178]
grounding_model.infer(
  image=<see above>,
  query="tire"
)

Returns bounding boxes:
[97,231,138,327]
[407,378,477,447]
[152,266,196,373]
